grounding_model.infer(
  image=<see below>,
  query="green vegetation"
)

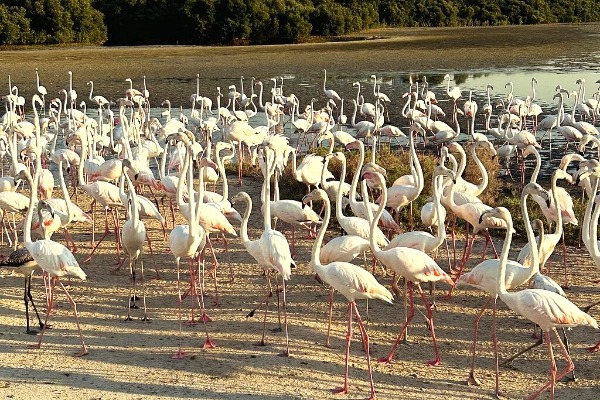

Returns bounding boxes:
[0,0,598,46]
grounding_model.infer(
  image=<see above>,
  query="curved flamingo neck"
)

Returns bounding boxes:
[239,193,252,245]
[311,192,330,271]
[366,177,385,257]
[335,155,348,222]
[551,172,564,238]
[521,187,539,274]
[470,144,488,196]
[348,141,364,208]
[496,214,514,297]
[529,148,541,184]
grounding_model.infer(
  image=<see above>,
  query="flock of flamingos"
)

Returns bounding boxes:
[3,68,600,399]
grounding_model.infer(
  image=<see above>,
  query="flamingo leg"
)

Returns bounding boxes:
[84,206,111,264]
[197,253,215,349]
[256,271,272,347]
[205,236,220,306]
[24,274,45,334]
[172,257,189,359]
[332,302,352,395]
[139,260,150,322]
[280,277,290,356]
[380,281,415,364]
[416,284,441,366]
[125,258,136,321]
[55,278,89,357]
[466,296,492,386]
[325,286,334,348]
[145,232,160,280]
[526,331,558,400]
[352,302,376,400]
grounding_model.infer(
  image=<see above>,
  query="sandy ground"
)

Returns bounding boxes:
[1,23,600,400]
[1,172,599,400]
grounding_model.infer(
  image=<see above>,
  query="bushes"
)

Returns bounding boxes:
[2,0,600,46]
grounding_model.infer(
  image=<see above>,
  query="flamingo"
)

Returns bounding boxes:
[168,139,212,358]
[87,80,110,109]
[303,187,392,400]
[343,141,399,232]
[0,247,44,334]
[121,165,148,321]
[364,171,453,366]
[331,152,388,248]
[500,219,577,383]
[443,73,461,111]
[456,182,549,396]
[322,69,341,103]
[480,205,598,399]
[252,148,292,355]
[24,131,88,356]
[35,68,47,112]
[377,124,425,226]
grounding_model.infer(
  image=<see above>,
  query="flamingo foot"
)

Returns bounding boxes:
[254,340,267,347]
[561,282,571,290]
[140,316,152,322]
[427,358,441,366]
[26,329,40,335]
[124,316,134,322]
[278,350,290,357]
[200,312,212,323]
[74,348,89,357]
[171,349,189,359]
[587,342,600,353]
[378,356,393,364]
[271,327,282,333]
[332,386,348,395]
[466,371,482,386]
[202,339,216,349]
[186,318,198,326]
[28,343,41,350]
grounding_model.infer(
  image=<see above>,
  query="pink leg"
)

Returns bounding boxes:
[467,296,493,386]
[380,281,415,364]
[172,257,189,359]
[532,329,575,396]
[526,331,556,400]
[84,208,111,264]
[352,302,377,400]
[332,302,352,395]
[588,340,600,353]
[197,253,215,349]
[256,271,272,347]
[491,297,500,397]
[325,287,334,348]
[446,229,476,298]
[416,284,441,366]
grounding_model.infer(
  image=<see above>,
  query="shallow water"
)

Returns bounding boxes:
[6,24,600,182]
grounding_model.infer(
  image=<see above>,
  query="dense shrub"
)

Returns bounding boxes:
[1,0,599,45]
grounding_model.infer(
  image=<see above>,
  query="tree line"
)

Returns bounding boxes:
[0,0,598,46]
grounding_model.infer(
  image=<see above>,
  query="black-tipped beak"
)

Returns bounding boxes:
[314,273,324,285]
[134,173,139,181]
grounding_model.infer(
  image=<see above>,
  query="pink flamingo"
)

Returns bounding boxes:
[304,187,392,400]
